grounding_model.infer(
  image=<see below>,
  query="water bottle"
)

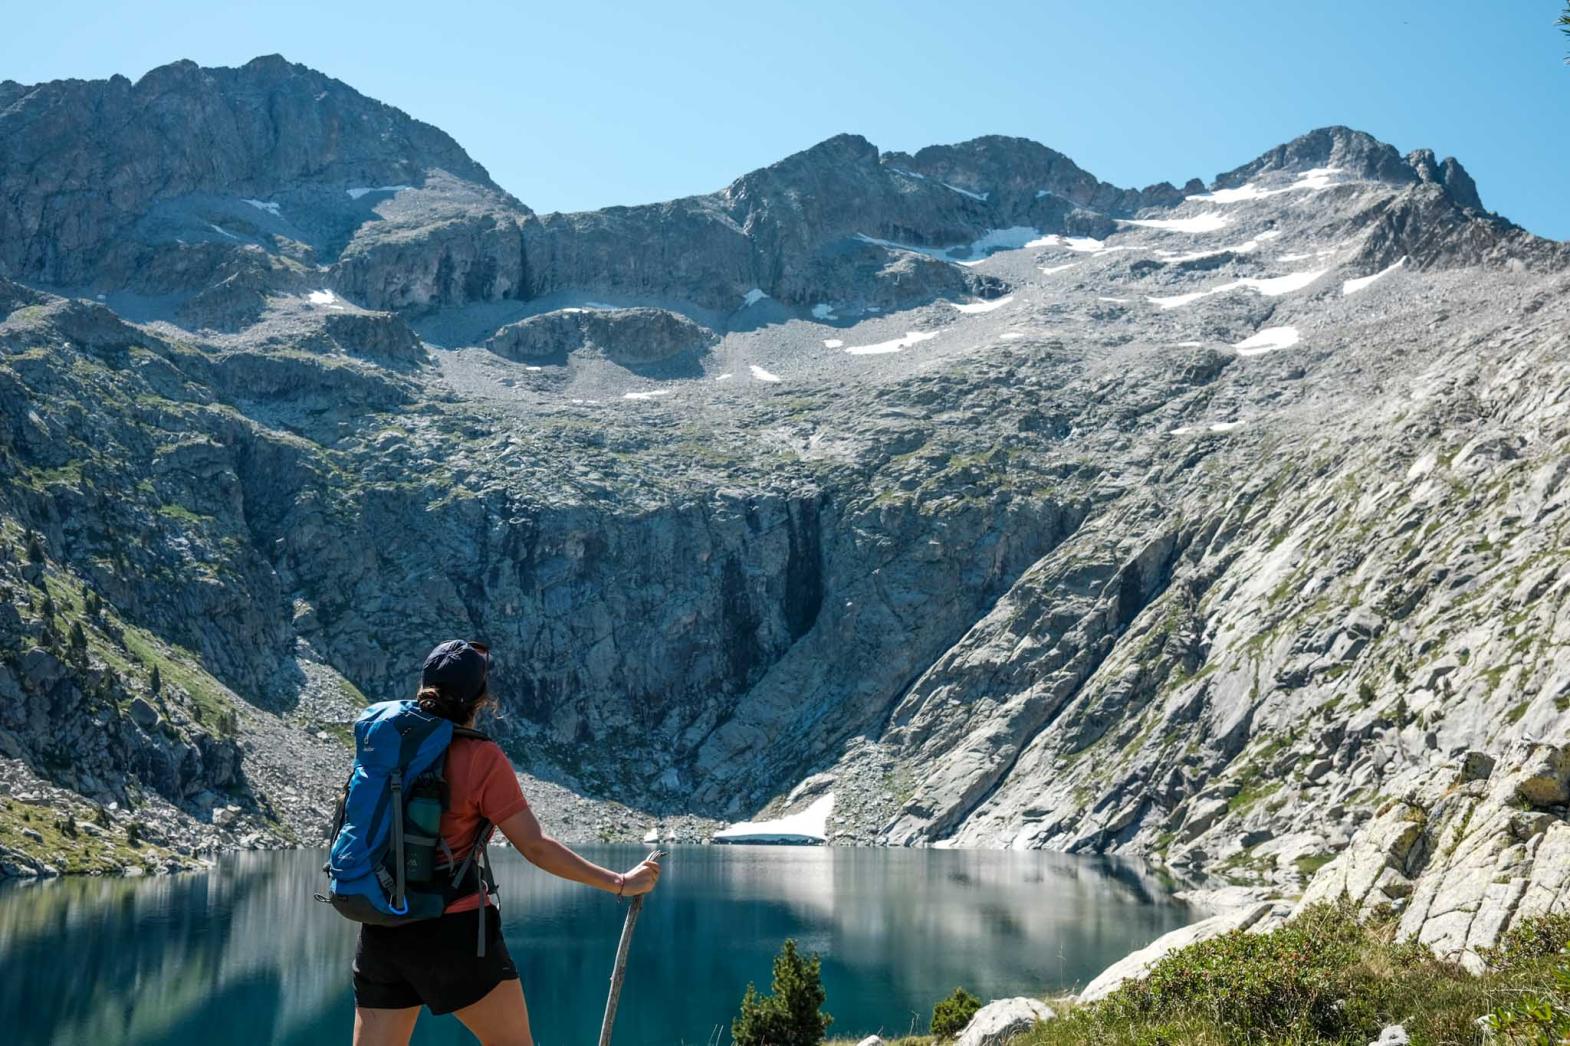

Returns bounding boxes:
[403,788,445,885]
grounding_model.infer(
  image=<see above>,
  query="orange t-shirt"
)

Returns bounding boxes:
[440,737,529,913]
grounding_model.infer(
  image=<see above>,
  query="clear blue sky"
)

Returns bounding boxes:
[4,1,1567,239]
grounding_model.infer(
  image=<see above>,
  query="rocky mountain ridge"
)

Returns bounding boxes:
[1,56,1568,969]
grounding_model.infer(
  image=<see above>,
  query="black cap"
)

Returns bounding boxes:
[421,640,492,703]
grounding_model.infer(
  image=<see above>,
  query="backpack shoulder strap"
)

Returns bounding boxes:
[451,725,490,742]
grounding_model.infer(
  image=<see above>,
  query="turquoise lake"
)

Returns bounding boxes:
[0,845,1191,1044]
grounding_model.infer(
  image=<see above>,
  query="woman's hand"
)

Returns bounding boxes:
[619,857,661,897]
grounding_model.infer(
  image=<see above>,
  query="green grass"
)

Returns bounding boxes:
[119,622,239,734]
[1016,903,1566,1046]
[0,798,174,875]
[155,503,212,525]
[819,907,1570,1045]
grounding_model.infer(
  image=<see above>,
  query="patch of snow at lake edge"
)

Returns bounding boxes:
[742,288,769,307]
[812,303,836,320]
[1342,257,1407,296]
[1234,326,1301,355]
[845,330,938,356]
[949,295,1013,314]
[749,365,781,383]
[713,794,835,845]
[822,339,844,349]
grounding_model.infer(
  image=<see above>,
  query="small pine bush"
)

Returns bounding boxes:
[930,987,982,1038]
[732,939,833,1046]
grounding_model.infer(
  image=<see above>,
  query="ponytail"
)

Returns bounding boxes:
[416,683,491,725]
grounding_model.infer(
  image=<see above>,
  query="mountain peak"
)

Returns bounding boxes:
[1215,125,1489,213]
[0,57,501,285]
[1406,148,1484,212]
[772,133,882,172]
[1217,126,1415,188]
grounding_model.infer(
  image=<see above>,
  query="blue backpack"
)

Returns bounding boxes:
[318,701,499,952]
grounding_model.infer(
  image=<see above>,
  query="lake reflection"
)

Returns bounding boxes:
[0,845,1190,1045]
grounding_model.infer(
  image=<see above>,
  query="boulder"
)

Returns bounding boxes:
[1498,743,1570,808]
[1370,1024,1410,1046]
[128,697,161,730]
[323,311,427,365]
[485,307,717,366]
[955,997,1056,1046]
[1458,750,1495,784]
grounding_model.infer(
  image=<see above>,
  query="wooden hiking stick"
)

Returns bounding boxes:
[597,849,664,1046]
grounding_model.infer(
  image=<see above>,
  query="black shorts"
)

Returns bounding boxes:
[353,907,518,1015]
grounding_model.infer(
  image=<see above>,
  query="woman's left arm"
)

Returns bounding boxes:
[495,807,660,896]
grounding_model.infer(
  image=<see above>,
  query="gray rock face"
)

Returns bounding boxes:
[1297,745,1570,972]
[1213,126,1419,190]
[3,55,1570,906]
[486,307,717,366]
[0,55,499,287]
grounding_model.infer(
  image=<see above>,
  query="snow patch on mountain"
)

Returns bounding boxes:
[950,295,1014,314]
[1120,212,1230,234]
[1188,166,1346,204]
[1234,326,1301,354]
[346,185,413,200]
[1343,257,1408,296]
[845,330,938,356]
[1149,270,1327,309]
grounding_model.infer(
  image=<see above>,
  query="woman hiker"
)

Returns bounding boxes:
[352,639,662,1046]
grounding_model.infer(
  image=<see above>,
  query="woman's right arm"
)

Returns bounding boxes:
[495,806,660,896]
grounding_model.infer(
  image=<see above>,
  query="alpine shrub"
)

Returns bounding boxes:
[931,986,982,1038]
[732,939,832,1046]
